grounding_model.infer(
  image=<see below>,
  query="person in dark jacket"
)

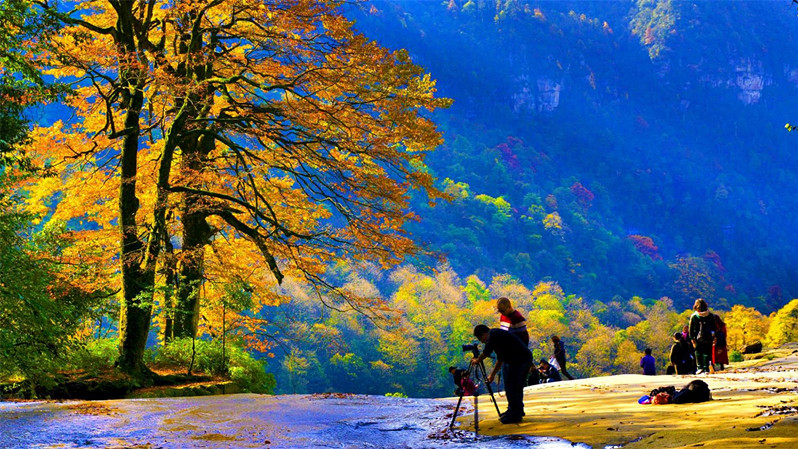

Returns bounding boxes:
[472,324,533,424]
[449,366,468,396]
[689,299,716,374]
[538,358,562,382]
[526,364,541,386]
[640,348,656,375]
[551,335,575,380]
[669,332,695,375]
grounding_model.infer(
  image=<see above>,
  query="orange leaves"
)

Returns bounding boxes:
[628,235,661,260]
[21,0,451,358]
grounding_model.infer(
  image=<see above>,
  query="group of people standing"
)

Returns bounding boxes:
[669,299,728,375]
[468,297,574,424]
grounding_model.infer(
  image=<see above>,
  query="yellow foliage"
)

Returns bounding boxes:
[20,0,452,356]
[543,212,563,232]
[765,299,798,348]
[723,305,770,351]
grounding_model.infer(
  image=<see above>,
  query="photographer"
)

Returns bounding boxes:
[471,324,533,424]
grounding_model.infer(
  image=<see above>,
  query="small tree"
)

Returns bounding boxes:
[724,305,769,351]
[766,299,798,348]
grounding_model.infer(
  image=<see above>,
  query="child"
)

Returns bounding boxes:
[497,297,529,345]
[640,348,656,375]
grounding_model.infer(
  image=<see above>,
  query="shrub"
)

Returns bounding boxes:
[156,338,226,375]
[385,392,408,398]
[729,350,743,363]
[228,346,275,394]
[66,338,119,372]
[155,338,274,394]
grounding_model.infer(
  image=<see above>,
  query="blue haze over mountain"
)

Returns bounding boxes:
[345,0,798,312]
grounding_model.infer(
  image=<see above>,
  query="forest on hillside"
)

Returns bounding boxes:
[345,0,798,314]
[2,0,798,399]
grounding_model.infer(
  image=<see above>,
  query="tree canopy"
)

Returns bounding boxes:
[15,0,450,377]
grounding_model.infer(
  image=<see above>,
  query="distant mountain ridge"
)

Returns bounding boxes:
[346,0,798,312]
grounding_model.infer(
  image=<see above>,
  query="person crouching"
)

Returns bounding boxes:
[538,358,562,383]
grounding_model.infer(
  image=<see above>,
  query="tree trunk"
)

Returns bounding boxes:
[162,240,178,343]
[173,133,214,339]
[114,2,160,379]
[115,64,153,378]
[170,23,216,338]
[173,209,208,338]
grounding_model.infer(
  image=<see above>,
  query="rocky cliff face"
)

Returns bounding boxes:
[537,78,563,111]
[784,65,798,88]
[687,58,773,105]
[511,75,563,113]
[733,59,771,105]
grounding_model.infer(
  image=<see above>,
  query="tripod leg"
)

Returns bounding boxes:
[449,393,465,428]
[473,392,479,435]
[478,361,502,416]
[449,364,475,429]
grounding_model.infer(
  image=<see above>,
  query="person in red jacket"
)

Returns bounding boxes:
[497,297,529,346]
[712,314,729,371]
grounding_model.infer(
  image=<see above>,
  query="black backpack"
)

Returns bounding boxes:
[650,385,676,398]
[697,314,714,343]
[672,380,711,404]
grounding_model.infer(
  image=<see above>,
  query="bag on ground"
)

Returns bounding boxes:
[672,379,712,404]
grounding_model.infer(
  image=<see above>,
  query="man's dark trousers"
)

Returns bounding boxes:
[504,361,532,418]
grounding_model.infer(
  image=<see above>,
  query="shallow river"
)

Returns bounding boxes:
[0,394,589,448]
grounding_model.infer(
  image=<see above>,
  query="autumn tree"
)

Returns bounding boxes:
[723,305,769,351]
[575,326,614,377]
[23,0,450,378]
[526,281,568,348]
[377,265,470,395]
[765,299,798,348]
[0,0,62,166]
[669,255,716,310]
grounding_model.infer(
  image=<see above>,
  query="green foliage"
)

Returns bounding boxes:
[385,391,408,398]
[464,275,490,305]
[730,350,743,363]
[65,338,119,373]
[630,0,680,59]
[0,2,93,389]
[155,338,274,394]
[474,194,512,222]
[228,357,275,395]
[0,201,103,386]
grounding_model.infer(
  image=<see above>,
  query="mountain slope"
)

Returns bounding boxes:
[346,0,798,311]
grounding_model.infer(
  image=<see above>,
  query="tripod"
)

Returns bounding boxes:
[448,359,501,434]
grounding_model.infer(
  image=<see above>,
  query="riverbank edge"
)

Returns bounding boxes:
[0,369,243,401]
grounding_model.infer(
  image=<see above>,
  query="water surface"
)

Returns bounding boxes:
[0,394,589,448]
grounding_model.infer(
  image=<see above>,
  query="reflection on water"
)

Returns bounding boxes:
[0,394,589,448]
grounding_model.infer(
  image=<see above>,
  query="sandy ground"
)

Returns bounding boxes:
[456,349,798,449]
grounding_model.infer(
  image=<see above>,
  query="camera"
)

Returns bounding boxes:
[462,343,480,357]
